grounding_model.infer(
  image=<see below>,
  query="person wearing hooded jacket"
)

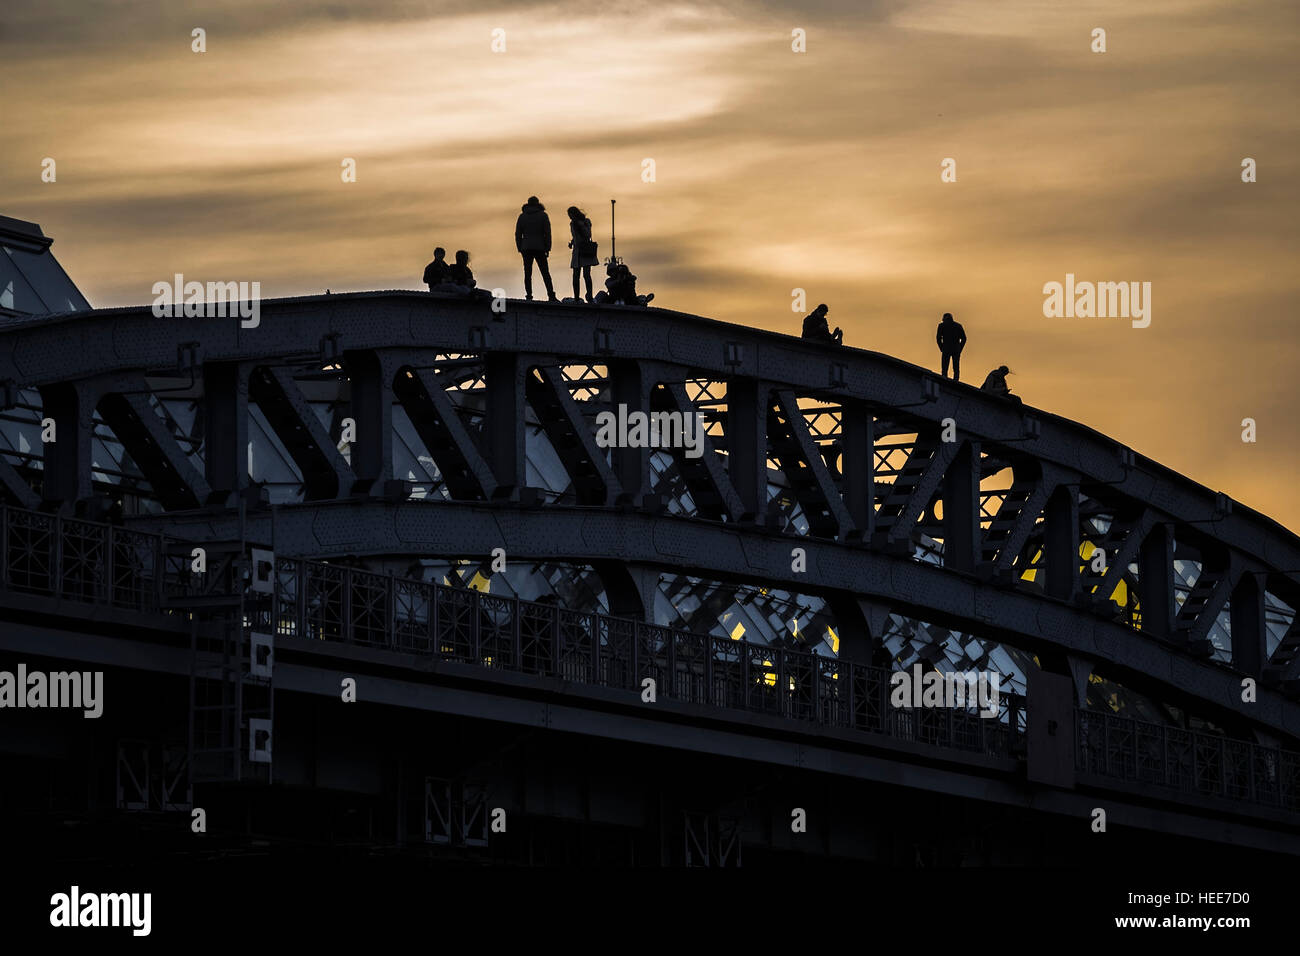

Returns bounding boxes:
[981,365,1021,404]
[567,205,599,303]
[515,196,557,302]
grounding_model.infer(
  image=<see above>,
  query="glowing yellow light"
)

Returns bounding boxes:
[468,571,491,592]
[762,660,776,687]
[730,622,745,641]
[827,626,840,654]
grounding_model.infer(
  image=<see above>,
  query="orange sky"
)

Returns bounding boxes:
[3,0,1298,530]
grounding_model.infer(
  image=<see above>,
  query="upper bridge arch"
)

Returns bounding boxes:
[2,291,1299,742]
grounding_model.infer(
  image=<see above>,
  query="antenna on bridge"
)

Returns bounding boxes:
[605,199,622,267]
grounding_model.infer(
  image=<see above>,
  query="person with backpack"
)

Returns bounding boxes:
[567,206,599,303]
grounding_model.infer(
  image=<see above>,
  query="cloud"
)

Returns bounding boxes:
[3,0,1298,528]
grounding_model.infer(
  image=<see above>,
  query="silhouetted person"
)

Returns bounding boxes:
[516,196,557,302]
[801,304,842,345]
[595,262,655,306]
[423,247,450,291]
[434,250,490,300]
[936,312,966,381]
[449,250,475,288]
[567,206,598,303]
[981,365,1020,403]
[604,262,632,304]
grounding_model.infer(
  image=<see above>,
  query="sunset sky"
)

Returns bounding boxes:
[3,0,1297,529]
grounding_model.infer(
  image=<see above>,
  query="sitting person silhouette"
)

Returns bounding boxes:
[801,304,842,345]
[449,250,475,288]
[430,250,491,300]
[980,365,1021,403]
[423,247,451,291]
[595,262,654,306]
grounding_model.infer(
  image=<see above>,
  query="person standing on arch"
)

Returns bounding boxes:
[566,205,599,303]
[936,312,967,381]
[515,196,558,302]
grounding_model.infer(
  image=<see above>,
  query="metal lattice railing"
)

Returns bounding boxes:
[1075,709,1300,812]
[1,507,172,610]
[263,554,1025,761]
[4,503,1299,813]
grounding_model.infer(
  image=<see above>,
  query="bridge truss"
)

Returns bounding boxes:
[2,290,1299,858]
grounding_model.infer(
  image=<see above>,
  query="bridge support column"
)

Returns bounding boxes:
[39,382,94,507]
[346,350,392,496]
[1138,523,1176,640]
[1044,485,1079,601]
[839,401,874,542]
[202,362,249,504]
[1231,570,1266,679]
[826,595,890,665]
[1026,670,1075,788]
[596,561,659,624]
[726,378,768,524]
[610,361,650,505]
[942,441,979,572]
[1065,655,1092,706]
[484,353,525,500]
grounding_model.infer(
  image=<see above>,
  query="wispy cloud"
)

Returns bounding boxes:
[2,0,1297,528]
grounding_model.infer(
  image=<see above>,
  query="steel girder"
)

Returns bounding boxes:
[2,292,1299,732]
[130,498,1300,744]
[2,293,1293,563]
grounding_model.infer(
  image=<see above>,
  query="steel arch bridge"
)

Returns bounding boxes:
[2,289,1299,864]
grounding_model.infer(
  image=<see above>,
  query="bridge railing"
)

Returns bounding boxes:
[1075,709,1300,812]
[0,506,183,612]
[263,555,1024,761]
[4,503,1299,814]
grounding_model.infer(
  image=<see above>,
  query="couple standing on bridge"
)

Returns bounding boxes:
[515,196,587,302]
[514,196,654,306]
